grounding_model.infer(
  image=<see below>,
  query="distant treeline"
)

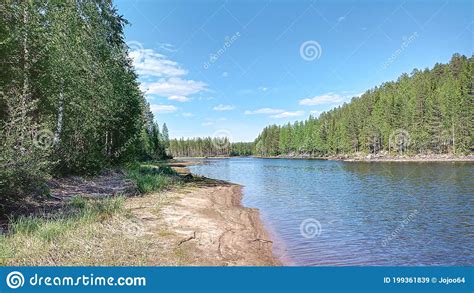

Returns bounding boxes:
[168,138,253,157]
[1,2,168,201]
[170,54,473,157]
[255,54,473,156]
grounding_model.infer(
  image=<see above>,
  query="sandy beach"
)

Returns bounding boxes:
[159,161,280,266]
[0,162,280,266]
[152,179,280,265]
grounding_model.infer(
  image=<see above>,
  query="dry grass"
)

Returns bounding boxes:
[0,165,278,266]
[0,162,194,266]
[0,192,185,266]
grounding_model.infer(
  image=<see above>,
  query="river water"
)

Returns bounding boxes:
[189,158,474,266]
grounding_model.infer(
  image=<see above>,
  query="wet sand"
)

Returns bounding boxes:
[158,160,280,265]
[152,180,280,265]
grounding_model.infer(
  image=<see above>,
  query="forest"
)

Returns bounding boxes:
[0,1,168,203]
[169,54,473,157]
[2,1,472,203]
[168,137,253,157]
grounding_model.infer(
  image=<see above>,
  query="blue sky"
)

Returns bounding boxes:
[115,0,473,141]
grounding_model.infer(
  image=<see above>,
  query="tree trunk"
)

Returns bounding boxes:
[21,3,30,143]
[54,93,64,147]
[452,120,456,154]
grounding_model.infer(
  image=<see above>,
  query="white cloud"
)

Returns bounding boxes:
[270,110,305,119]
[198,96,214,101]
[258,86,268,92]
[182,112,194,117]
[201,121,213,126]
[299,93,344,106]
[222,72,229,77]
[129,49,187,78]
[245,107,304,118]
[168,95,190,102]
[129,43,207,98]
[157,42,178,53]
[144,77,206,97]
[149,104,178,114]
[244,108,284,115]
[213,104,235,111]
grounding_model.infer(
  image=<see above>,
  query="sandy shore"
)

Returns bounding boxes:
[160,161,280,265]
[1,170,280,266]
[153,179,279,265]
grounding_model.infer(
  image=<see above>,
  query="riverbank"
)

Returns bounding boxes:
[339,154,474,162]
[164,160,279,265]
[250,154,474,162]
[0,162,278,266]
[180,157,474,266]
[158,177,279,266]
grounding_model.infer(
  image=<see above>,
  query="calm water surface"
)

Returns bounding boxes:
[189,158,474,266]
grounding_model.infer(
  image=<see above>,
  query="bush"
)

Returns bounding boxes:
[125,163,179,193]
[0,92,52,206]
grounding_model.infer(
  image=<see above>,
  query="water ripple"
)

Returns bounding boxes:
[190,158,474,266]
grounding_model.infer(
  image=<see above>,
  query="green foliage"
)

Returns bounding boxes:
[254,54,473,157]
[136,54,473,159]
[125,164,178,193]
[70,196,87,209]
[230,142,254,156]
[168,137,252,157]
[1,1,168,203]
[161,123,170,149]
[8,196,124,242]
[10,216,42,235]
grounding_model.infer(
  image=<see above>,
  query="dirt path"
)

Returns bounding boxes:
[127,178,279,266]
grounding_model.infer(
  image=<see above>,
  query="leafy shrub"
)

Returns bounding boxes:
[125,164,178,193]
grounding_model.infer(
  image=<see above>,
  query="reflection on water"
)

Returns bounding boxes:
[189,158,474,266]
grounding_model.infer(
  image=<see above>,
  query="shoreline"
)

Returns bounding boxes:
[269,154,474,162]
[0,163,280,266]
[167,161,281,266]
[161,179,280,265]
[176,154,474,162]
[171,155,473,265]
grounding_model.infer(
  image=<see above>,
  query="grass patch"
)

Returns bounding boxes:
[0,196,126,265]
[0,162,186,265]
[174,247,187,262]
[125,163,181,194]
[0,162,187,266]
[8,196,124,238]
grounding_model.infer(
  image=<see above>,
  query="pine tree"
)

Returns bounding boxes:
[162,123,170,149]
